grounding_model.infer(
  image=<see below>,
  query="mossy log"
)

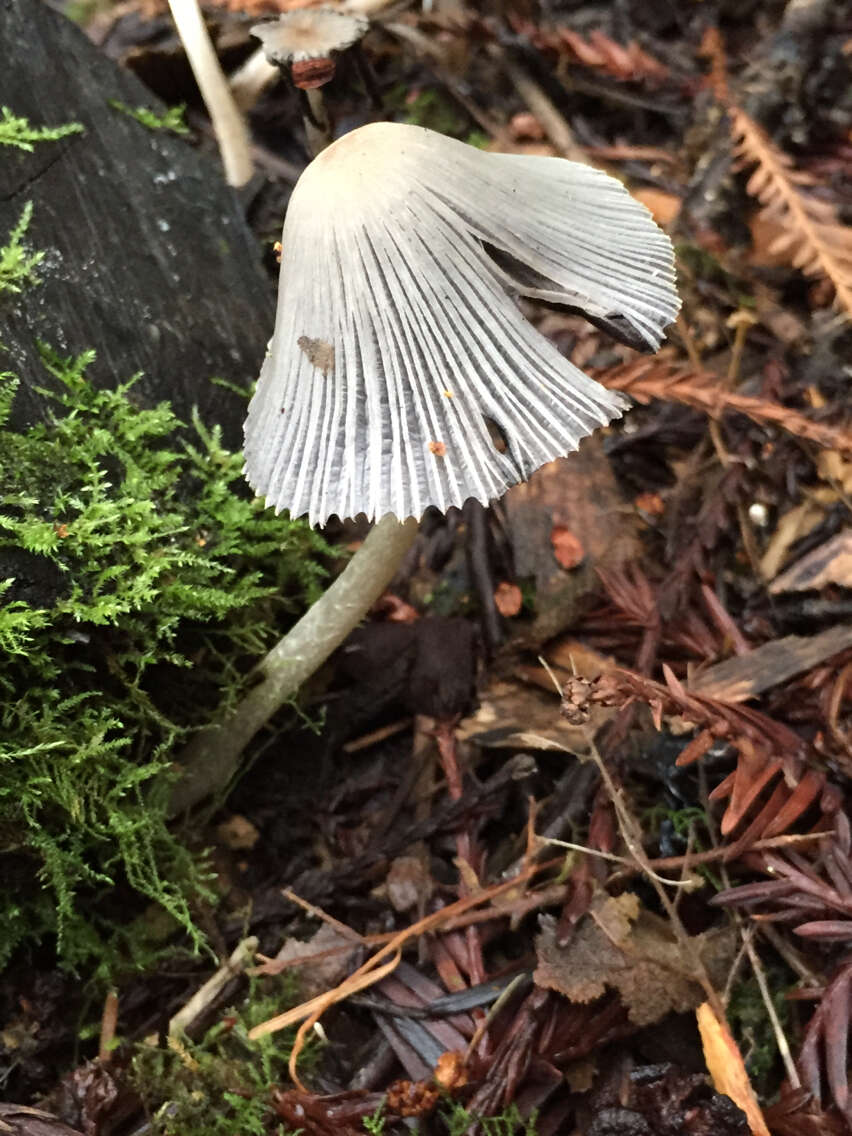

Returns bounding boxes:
[0,0,272,444]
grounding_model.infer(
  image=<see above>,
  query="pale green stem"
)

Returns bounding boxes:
[169,515,418,814]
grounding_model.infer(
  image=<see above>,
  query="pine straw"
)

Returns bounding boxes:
[247,859,557,1090]
[596,359,852,452]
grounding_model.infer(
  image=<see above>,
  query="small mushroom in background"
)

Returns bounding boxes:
[250,9,371,154]
[173,122,680,813]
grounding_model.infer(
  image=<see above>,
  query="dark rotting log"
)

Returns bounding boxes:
[0,0,273,446]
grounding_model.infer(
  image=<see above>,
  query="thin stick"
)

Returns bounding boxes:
[282,888,368,945]
[249,861,552,1088]
[743,912,801,1086]
[168,937,258,1038]
[435,717,486,986]
[500,54,588,163]
[98,989,119,1064]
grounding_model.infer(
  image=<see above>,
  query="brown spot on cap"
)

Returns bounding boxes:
[297,335,335,376]
[428,440,446,457]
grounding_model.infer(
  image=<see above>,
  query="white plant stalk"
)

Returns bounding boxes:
[168,0,253,187]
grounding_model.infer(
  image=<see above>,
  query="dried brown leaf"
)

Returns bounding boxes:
[697,1002,771,1136]
[534,892,734,1027]
[513,19,669,84]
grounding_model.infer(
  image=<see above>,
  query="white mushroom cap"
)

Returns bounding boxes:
[244,122,680,526]
[250,10,369,65]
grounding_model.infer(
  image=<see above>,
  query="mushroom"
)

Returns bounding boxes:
[251,10,370,153]
[172,122,679,813]
[245,121,678,524]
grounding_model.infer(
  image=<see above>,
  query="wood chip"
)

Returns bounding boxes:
[690,624,852,702]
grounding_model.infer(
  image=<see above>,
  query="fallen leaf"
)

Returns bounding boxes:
[551,525,585,569]
[384,855,433,913]
[457,679,612,751]
[267,923,360,999]
[494,581,523,616]
[697,1002,771,1136]
[504,439,641,643]
[534,892,734,1027]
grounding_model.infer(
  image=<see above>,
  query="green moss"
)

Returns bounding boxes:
[0,348,330,973]
[727,969,793,1095]
[130,975,307,1135]
[441,1102,538,1136]
[108,99,190,136]
[0,203,44,296]
[362,1099,538,1135]
[0,107,84,151]
[386,86,468,138]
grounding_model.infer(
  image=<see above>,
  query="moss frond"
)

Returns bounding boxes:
[0,202,44,296]
[0,107,84,151]
[0,350,330,972]
[108,99,190,135]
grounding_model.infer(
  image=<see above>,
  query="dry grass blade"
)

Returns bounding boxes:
[597,360,852,451]
[729,104,852,317]
[248,861,553,1089]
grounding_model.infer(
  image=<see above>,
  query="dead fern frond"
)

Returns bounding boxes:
[597,360,852,452]
[510,18,669,84]
[729,105,852,317]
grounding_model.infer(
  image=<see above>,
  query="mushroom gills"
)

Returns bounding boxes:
[482,242,657,353]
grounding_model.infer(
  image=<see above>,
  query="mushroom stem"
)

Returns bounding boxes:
[169,514,419,815]
[301,88,333,155]
[167,0,253,187]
